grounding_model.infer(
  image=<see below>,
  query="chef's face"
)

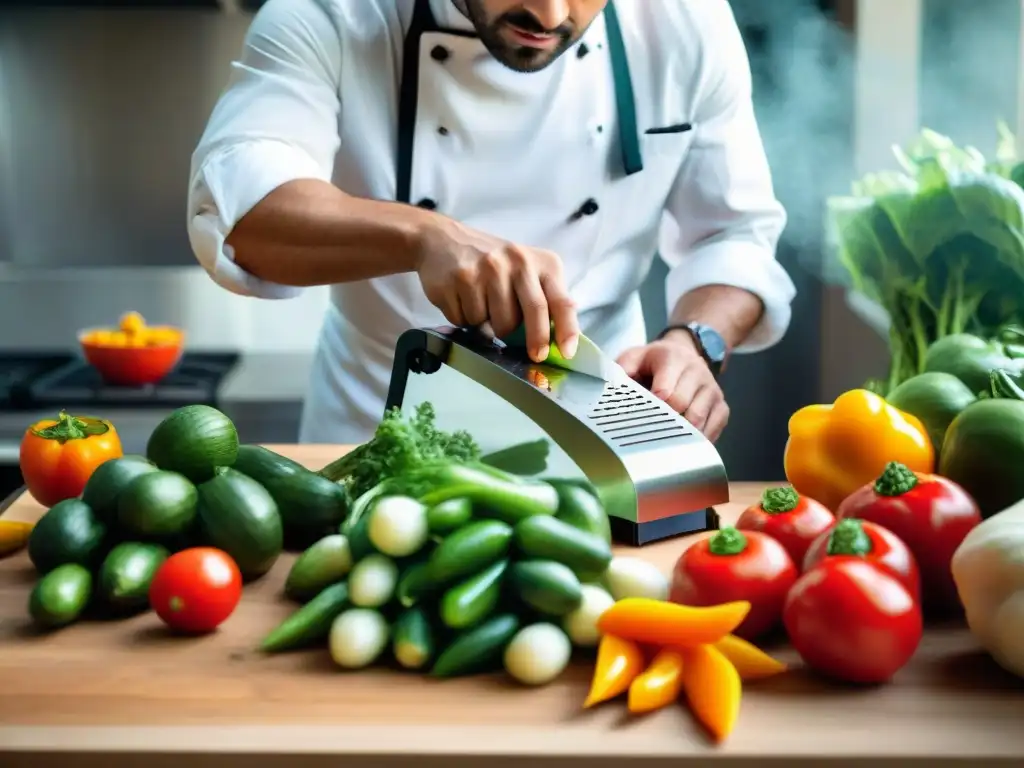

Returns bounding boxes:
[461,0,607,72]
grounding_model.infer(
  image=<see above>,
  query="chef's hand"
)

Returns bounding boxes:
[617,333,730,442]
[415,217,579,362]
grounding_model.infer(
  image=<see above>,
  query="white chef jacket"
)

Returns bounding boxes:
[187,0,796,445]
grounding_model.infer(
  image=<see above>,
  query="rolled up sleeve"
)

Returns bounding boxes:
[187,0,343,298]
[659,2,795,352]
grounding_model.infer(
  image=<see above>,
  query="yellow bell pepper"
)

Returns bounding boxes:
[784,389,934,512]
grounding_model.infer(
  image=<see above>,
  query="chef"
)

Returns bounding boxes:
[187,0,796,445]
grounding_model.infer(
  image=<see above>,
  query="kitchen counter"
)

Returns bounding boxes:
[0,445,1020,768]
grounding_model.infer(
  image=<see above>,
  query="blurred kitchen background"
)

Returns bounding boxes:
[0,0,1019,496]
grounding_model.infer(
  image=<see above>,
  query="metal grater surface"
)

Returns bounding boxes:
[588,383,692,448]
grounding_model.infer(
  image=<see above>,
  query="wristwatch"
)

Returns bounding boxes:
[656,322,729,378]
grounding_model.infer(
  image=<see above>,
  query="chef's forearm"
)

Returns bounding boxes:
[666,285,764,349]
[225,179,433,287]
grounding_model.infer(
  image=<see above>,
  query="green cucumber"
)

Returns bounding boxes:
[439,559,508,630]
[345,514,376,562]
[97,542,169,614]
[432,613,521,678]
[552,482,611,545]
[260,581,350,653]
[146,404,239,483]
[392,607,435,669]
[29,563,93,629]
[28,498,108,575]
[426,519,513,585]
[117,471,198,540]
[285,534,352,603]
[426,497,473,534]
[81,455,157,525]
[396,560,435,608]
[413,464,559,524]
[196,467,283,581]
[512,515,612,581]
[232,445,348,546]
[509,560,583,617]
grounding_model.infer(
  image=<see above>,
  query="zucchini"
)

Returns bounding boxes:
[28,499,108,575]
[196,467,283,581]
[28,563,93,629]
[367,496,429,557]
[439,559,508,630]
[146,404,239,483]
[392,607,435,669]
[117,471,198,540]
[396,559,435,608]
[426,519,513,585]
[509,560,583,617]
[345,513,377,562]
[81,455,157,525]
[426,497,473,535]
[512,515,612,581]
[431,613,521,678]
[284,534,352,603]
[413,464,559,524]
[261,582,350,653]
[232,445,348,546]
[348,553,399,608]
[552,482,611,545]
[329,608,390,669]
[97,542,169,615]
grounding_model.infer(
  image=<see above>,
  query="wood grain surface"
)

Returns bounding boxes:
[0,445,1021,768]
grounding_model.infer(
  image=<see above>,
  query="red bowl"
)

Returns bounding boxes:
[78,327,185,386]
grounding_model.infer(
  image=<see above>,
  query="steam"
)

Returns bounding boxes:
[743,0,1022,283]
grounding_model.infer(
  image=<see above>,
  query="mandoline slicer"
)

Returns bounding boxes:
[384,326,728,546]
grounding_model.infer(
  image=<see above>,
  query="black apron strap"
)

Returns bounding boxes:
[396,0,437,204]
[395,0,643,206]
[602,1,643,176]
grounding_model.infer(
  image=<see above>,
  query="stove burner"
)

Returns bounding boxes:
[21,352,240,409]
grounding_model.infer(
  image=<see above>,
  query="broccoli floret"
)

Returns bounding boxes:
[317,402,480,500]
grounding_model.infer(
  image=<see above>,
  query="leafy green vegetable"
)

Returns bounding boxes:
[317,402,480,500]
[828,125,1024,393]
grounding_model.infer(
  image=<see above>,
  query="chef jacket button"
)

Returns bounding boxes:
[430,45,450,62]
[580,198,599,216]
[438,126,449,136]
[577,42,589,59]
[416,198,437,210]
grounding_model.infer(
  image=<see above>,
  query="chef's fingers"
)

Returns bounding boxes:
[514,269,551,362]
[616,346,650,378]
[649,347,688,402]
[542,274,579,359]
[457,279,488,328]
[485,263,520,338]
[703,400,731,443]
[441,285,467,327]
[681,385,717,432]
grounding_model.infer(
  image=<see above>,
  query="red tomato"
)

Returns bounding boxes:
[835,462,981,614]
[803,517,920,599]
[149,548,243,634]
[736,485,834,567]
[783,558,923,684]
[670,526,798,640]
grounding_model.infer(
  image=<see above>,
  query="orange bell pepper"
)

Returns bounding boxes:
[583,634,645,708]
[627,648,686,714]
[784,389,934,513]
[20,411,123,508]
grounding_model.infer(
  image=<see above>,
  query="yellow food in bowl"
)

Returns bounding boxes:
[82,312,183,348]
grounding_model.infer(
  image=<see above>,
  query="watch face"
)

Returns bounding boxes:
[690,324,728,363]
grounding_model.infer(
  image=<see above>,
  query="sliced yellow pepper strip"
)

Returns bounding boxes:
[596,598,750,647]
[713,634,787,681]
[0,520,33,558]
[583,634,645,709]
[682,644,742,743]
[627,648,686,714]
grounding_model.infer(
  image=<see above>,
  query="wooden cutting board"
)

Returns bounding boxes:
[0,445,1020,768]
